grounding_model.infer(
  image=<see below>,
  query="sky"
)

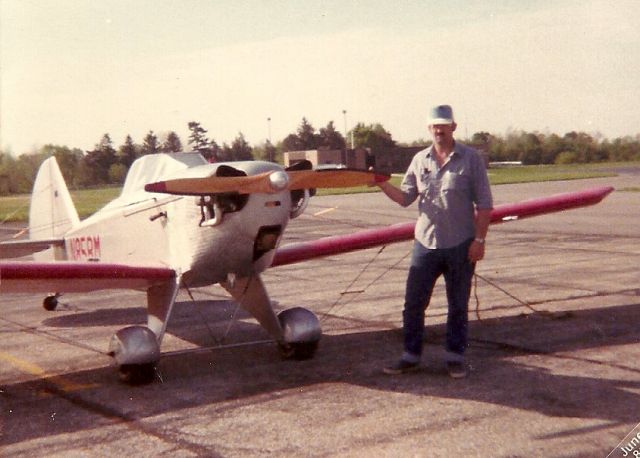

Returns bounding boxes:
[1,0,639,155]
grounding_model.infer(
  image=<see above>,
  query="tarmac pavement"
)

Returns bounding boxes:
[1,171,639,457]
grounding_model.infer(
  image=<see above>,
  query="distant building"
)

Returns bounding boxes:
[284,148,370,170]
[283,141,489,174]
[283,146,425,174]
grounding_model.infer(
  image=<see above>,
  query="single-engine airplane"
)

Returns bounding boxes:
[0,153,614,383]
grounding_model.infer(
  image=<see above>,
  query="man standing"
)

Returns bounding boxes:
[377,104,493,378]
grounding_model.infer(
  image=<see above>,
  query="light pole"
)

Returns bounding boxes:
[267,117,272,144]
[342,110,348,150]
[267,117,272,162]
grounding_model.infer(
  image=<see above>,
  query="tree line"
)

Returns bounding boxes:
[1,119,639,195]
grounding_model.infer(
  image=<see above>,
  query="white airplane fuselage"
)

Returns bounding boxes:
[59,159,294,288]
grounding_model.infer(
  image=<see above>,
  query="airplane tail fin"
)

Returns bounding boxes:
[29,156,80,243]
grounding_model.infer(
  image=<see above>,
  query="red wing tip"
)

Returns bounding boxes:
[145,182,168,193]
[374,173,391,183]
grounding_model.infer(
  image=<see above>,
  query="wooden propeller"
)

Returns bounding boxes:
[145,167,390,196]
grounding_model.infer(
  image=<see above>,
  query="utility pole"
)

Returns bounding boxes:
[342,110,348,149]
[267,117,272,162]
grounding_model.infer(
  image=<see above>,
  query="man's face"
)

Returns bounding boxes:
[429,122,456,146]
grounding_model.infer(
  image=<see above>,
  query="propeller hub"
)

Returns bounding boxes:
[269,171,289,192]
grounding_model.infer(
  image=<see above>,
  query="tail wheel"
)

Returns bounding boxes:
[43,294,59,311]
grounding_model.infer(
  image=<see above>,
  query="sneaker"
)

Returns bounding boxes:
[446,361,468,379]
[383,359,419,375]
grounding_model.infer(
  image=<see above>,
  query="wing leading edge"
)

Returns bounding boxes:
[0,261,175,293]
[272,186,614,267]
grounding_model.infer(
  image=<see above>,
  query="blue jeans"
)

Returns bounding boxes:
[402,239,475,363]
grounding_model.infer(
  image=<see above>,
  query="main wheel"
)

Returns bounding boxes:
[277,307,321,360]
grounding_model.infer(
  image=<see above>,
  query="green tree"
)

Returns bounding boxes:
[541,133,567,164]
[297,118,319,149]
[605,137,640,161]
[0,152,17,194]
[229,132,253,161]
[554,151,579,164]
[219,133,253,162]
[351,123,395,150]
[471,131,492,145]
[282,118,321,151]
[318,121,346,149]
[12,153,43,193]
[141,131,160,155]
[281,133,304,152]
[562,132,601,163]
[518,133,543,165]
[161,131,183,153]
[40,144,82,185]
[188,121,209,153]
[499,130,528,163]
[118,135,138,168]
[188,121,219,161]
[80,134,117,185]
[253,141,279,163]
[108,163,128,184]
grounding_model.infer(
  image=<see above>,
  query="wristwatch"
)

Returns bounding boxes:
[474,237,485,244]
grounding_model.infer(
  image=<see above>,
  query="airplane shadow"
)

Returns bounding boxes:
[3,301,639,447]
[41,299,274,345]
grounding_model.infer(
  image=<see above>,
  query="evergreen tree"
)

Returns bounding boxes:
[141,131,160,155]
[282,133,304,152]
[229,132,253,160]
[282,118,321,151]
[188,121,218,161]
[318,121,346,149]
[297,118,320,149]
[188,121,210,152]
[119,135,138,167]
[161,131,183,153]
[80,134,117,185]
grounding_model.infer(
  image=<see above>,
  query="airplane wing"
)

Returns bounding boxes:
[0,187,613,291]
[271,186,614,267]
[0,261,175,293]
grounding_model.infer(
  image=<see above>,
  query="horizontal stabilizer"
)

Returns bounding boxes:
[145,168,390,196]
[0,238,65,259]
